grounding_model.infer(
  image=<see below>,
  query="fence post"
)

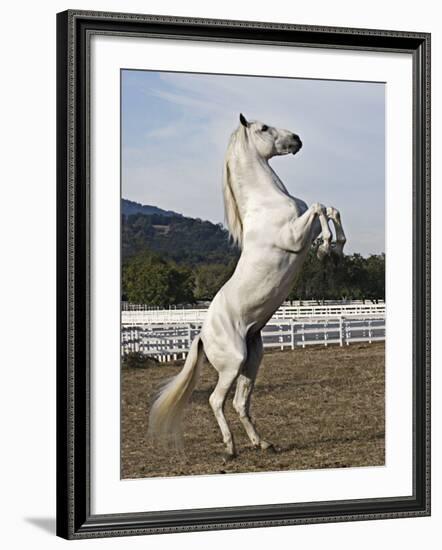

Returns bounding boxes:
[290,320,295,350]
[339,316,343,347]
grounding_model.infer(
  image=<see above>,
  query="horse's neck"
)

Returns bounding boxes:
[267,164,290,194]
[230,152,290,215]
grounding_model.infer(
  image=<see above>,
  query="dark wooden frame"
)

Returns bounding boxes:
[56,9,431,540]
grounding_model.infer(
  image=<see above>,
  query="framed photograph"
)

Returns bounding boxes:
[56,10,431,539]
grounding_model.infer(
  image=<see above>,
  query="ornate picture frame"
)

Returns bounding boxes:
[56,10,430,539]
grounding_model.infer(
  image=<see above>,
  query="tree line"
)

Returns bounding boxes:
[121,207,384,306]
[122,247,385,306]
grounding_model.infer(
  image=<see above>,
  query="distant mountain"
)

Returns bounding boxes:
[122,199,182,218]
[122,199,239,266]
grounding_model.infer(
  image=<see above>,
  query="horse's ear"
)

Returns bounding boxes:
[239,113,249,128]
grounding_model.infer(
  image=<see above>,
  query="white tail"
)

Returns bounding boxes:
[148,335,204,447]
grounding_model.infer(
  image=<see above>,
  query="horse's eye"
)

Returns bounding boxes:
[261,125,268,132]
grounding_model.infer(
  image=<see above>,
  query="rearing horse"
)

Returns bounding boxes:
[148,114,346,459]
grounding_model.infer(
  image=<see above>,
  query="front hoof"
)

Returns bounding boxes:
[317,245,328,260]
[334,243,345,257]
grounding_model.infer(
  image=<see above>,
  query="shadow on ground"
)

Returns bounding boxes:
[24,517,56,535]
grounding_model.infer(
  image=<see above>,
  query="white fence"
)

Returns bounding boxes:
[122,303,386,326]
[121,315,385,363]
[122,299,384,311]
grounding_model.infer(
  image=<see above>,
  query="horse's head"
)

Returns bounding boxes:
[238,113,302,159]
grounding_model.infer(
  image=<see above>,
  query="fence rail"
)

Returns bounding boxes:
[122,303,386,326]
[122,299,384,311]
[122,315,385,363]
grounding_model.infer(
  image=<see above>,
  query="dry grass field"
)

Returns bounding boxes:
[121,342,385,479]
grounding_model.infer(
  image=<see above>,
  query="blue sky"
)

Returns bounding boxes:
[122,70,385,256]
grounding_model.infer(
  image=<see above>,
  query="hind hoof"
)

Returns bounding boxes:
[223,452,237,463]
[223,449,237,464]
[260,440,276,452]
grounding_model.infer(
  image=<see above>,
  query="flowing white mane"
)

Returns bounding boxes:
[222,127,247,248]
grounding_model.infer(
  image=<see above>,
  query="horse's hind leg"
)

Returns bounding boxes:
[207,344,246,459]
[326,206,346,256]
[233,332,273,450]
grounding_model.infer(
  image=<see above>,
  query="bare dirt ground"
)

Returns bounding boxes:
[121,342,384,479]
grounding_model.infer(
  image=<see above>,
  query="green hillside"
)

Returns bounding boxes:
[122,202,239,265]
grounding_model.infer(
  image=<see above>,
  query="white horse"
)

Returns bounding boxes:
[148,114,346,459]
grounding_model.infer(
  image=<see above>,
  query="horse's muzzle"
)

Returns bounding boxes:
[292,140,303,154]
[291,133,302,154]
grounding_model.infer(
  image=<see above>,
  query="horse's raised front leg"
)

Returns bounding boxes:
[326,206,346,257]
[278,202,332,257]
[232,332,273,451]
